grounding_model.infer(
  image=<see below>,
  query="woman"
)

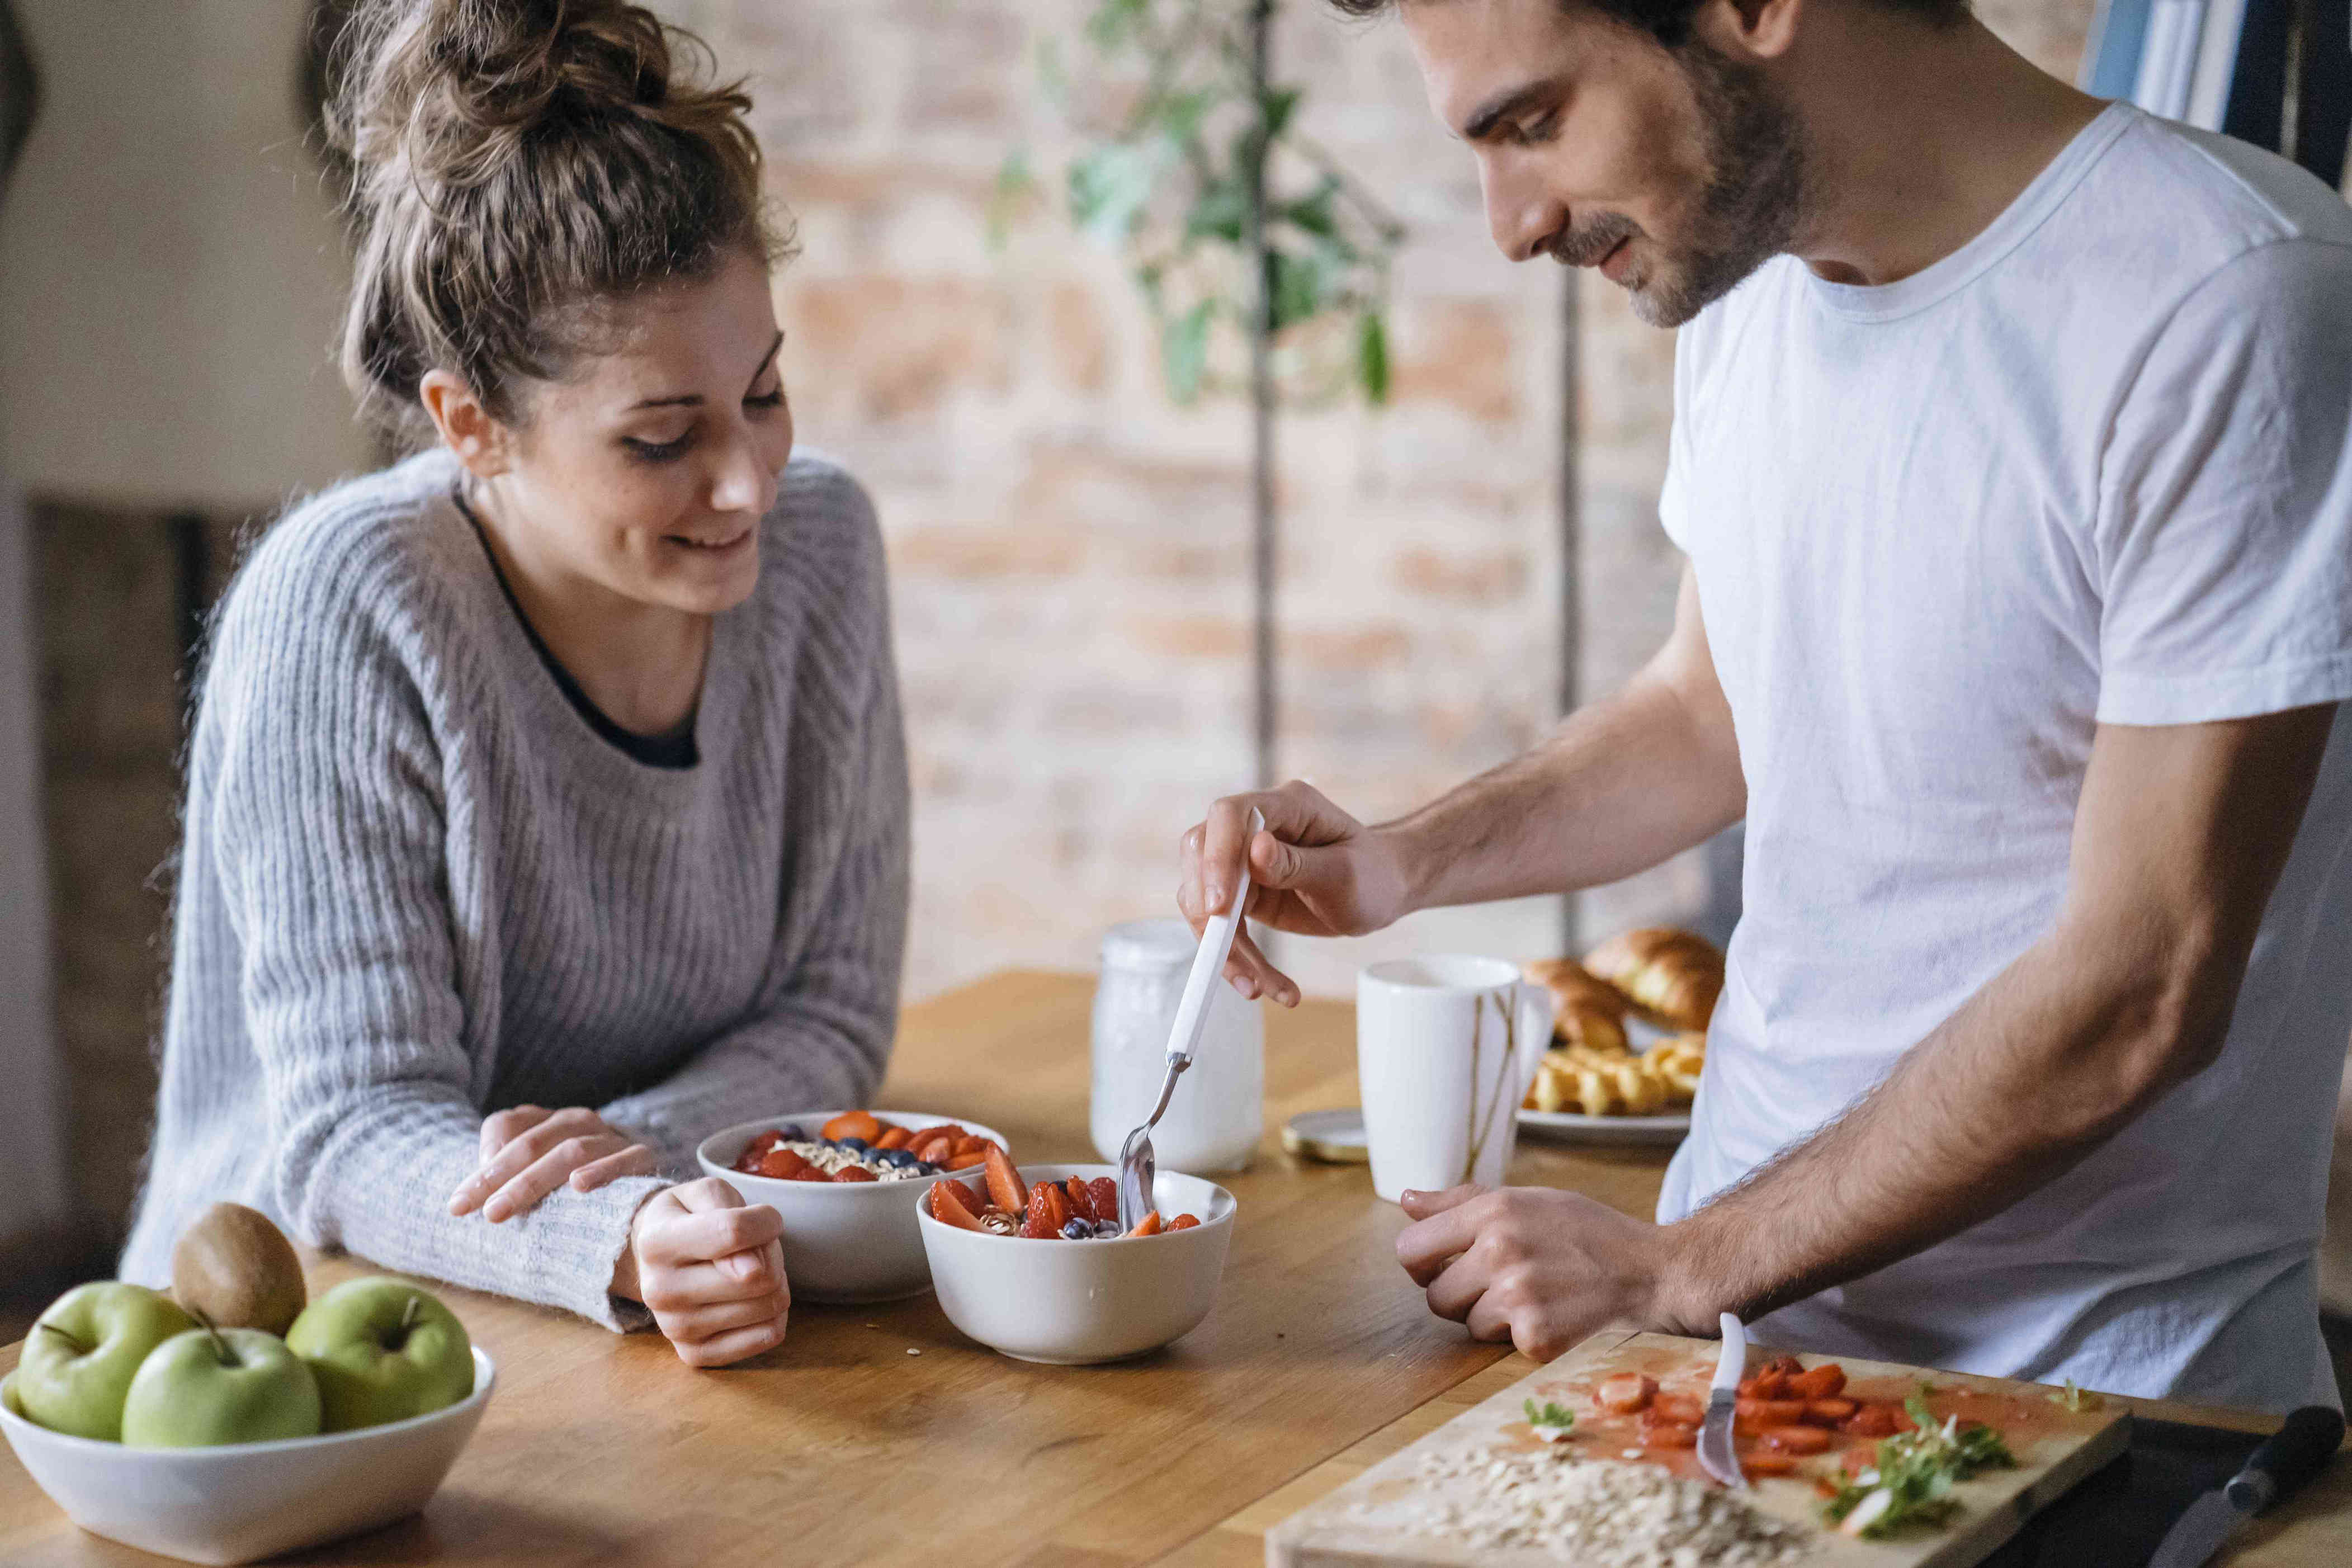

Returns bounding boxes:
[119,0,908,1369]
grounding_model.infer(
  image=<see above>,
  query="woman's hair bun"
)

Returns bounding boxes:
[324,0,788,445]
[326,0,730,193]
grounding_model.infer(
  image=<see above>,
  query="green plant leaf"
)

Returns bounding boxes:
[1260,85,1301,142]
[1281,176,1340,240]
[1153,87,1216,145]
[1037,36,1069,108]
[988,150,1037,251]
[1069,141,1165,245]
[1085,0,1150,51]
[1185,178,1248,244]
[1268,248,1325,331]
[1163,300,1213,403]
[1357,309,1390,404]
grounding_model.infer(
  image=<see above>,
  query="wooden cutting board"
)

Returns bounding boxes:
[1266,1330,2130,1567]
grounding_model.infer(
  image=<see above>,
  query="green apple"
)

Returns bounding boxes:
[119,1325,322,1447]
[286,1278,473,1432]
[13,1282,197,1441]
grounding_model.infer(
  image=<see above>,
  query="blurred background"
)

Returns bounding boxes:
[0,0,2344,1359]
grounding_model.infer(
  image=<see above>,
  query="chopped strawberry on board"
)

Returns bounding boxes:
[1763,1425,1833,1454]
[1595,1373,1657,1415]
[1789,1363,1847,1400]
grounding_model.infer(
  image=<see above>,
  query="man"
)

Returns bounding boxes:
[1180,0,2352,1411]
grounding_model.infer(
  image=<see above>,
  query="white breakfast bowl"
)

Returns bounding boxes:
[0,1345,494,1566]
[917,1161,1236,1364]
[697,1110,1009,1303]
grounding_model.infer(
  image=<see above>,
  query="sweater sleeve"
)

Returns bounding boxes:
[210,540,665,1330]
[599,527,910,1173]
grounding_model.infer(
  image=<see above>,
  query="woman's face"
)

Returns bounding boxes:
[446,247,794,618]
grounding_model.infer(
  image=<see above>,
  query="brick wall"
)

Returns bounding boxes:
[22,0,2095,1248]
[676,0,2093,998]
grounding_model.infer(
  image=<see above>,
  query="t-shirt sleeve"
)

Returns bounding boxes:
[2093,237,2352,725]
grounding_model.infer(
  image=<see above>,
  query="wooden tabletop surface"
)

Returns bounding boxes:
[4,968,2348,1566]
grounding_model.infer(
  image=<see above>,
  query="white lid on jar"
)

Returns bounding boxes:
[1098,917,1197,972]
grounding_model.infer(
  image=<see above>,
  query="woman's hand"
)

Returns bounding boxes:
[449,1104,659,1222]
[612,1178,790,1368]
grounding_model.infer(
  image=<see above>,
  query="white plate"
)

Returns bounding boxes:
[1516,1107,1691,1146]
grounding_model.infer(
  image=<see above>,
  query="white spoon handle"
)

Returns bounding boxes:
[1165,807,1264,1069]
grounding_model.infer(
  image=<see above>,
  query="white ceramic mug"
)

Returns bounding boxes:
[1357,956,1555,1203]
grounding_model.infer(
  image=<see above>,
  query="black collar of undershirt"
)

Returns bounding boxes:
[452,486,701,771]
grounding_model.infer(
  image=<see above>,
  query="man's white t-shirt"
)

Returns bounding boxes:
[1654,103,2352,1413]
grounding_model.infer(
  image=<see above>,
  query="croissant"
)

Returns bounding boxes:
[1584,927,1724,1032]
[1524,957,1629,1055]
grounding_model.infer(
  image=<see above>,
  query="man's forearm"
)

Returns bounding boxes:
[1382,666,1745,913]
[1655,922,2238,1330]
[1652,707,2331,1330]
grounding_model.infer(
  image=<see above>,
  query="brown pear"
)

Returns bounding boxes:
[171,1201,307,1336]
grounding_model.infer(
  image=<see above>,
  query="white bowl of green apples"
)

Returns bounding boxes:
[0,1204,493,1566]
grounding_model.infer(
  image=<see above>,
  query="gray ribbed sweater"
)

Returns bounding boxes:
[119,447,908,1330]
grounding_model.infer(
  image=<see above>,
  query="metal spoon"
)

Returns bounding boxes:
[1118,807,1264,1230]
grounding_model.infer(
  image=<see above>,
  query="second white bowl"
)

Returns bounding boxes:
[697,1110,1008,1302]
[918,1162,1236,1364]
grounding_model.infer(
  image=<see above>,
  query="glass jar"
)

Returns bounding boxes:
[1090,918,1264,1173]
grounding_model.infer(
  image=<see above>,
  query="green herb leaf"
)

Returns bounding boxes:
[1821,1400,2015,1538]
[1522,1397,1575,1432]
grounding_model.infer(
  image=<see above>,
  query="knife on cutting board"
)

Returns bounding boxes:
[1697,1310,1747,1489]
[2148,1404,2344,1568]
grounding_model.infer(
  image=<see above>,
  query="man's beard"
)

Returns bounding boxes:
[1564,42,1807,328]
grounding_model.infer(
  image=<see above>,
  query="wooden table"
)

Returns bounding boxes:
[4,970,2348,1566]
